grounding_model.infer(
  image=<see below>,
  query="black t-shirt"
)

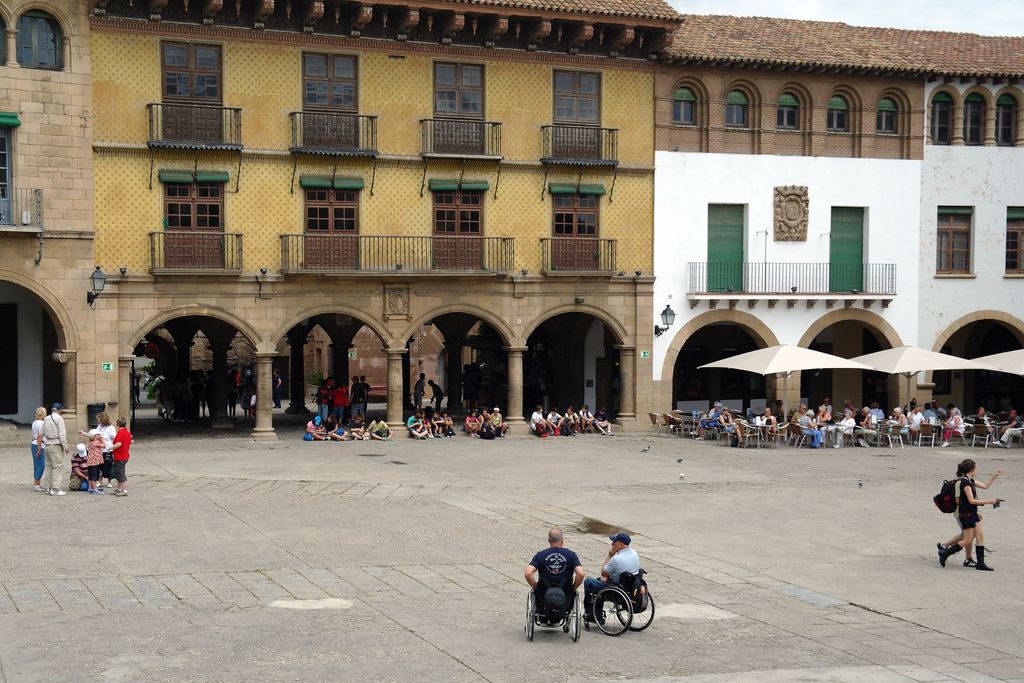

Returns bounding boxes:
[958,477,978,514]
[529,547,581,584]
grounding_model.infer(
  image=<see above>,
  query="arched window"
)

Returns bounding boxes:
[827,95,849,132]
[996,94,1018,146]
[16,11,63,70]
[963,93,984,145]
[876,97,897,134]
[725,90,748,128]
[0,17,6,64]
[776,92,799,130]
[672,87,697,126]
[931,92,952,144]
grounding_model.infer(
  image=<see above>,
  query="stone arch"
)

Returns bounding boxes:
[773,81,814,132]
[399,303,515,348]
[125,304,263,356]
[877,86,913,114]
[658,309,779,385]
[829,85,863,134]
[670,76,710,104]
[521,303,629,347]
[721,78,762,106]
[797,309,903,350]
[16,2,76,37]
[930,310,1024,353]
[270,303,390,349]
[0,268,78,350]
[961,84,994,108]
[0,5,13,27]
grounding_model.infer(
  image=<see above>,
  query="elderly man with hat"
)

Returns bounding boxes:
[41,402,70,496]
[584,532,641,622]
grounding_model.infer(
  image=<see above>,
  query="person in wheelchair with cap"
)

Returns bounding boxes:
[524,527,585,624]
[584,532,640,622]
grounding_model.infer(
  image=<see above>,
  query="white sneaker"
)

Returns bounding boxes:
[941,442,949,448]
[33,485,46,492]
[832,444,840,449]
[48,489,66,496]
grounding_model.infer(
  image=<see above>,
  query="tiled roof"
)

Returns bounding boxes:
[436,0,682,22]
[666,15,1024,77]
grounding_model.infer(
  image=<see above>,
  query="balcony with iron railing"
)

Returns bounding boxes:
[541,125,618,165]
[541,237,617,274]
[289,111,377,156]
[280,234,515,274]
[686,262,898,305]
[420,119,502,159]
[147,103,242,150]
[0,188,43,231]
[149,231,243,273]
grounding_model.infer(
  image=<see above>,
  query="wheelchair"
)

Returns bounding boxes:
[585,569,655,636]
[526,580,583,642]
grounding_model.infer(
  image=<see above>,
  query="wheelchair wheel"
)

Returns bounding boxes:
[526,592,535,641]
[594,586,632,636]
[569,592,582,642]
[629,592,655,632]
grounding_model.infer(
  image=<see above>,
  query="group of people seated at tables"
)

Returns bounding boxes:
[529,405,613,437]
[689,398,1022,449]
[407,406,507,440]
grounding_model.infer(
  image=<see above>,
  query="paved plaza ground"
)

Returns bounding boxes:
[1,424,1023,682]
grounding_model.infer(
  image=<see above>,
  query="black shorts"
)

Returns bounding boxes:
[87,464,103,482]
[101,453,113,478]
[958,511,980,529]
[112,460,128,483]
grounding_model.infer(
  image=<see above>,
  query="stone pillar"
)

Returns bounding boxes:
[59,350,78,431]
[286,326,310,414]
[5,30,17,68]
[615,345,636,426]
[210,342,229,424]
[117,355,133,426]
[983,105,998,147]
[952,101,965,145]
[505,346,527,426]
[386,348,406,426]
[252,352,277,440]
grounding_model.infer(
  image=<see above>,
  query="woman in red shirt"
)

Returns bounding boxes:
[111,417,132,497]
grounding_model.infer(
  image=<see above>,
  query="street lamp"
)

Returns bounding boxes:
[654,304,676,337]
[87,266,107,307]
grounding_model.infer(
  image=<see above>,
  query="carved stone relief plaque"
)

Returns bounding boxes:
[774,186,809,241]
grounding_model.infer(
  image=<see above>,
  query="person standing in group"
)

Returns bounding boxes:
[938,459,1003,570]
[30,406,46,491]
[272,368,283,409]
[428,379,444,414]
[110,417,132,497]
[358,376,370,416]
[349,376,365,420]
[414,373,426,409]
[41,403,69,496]
[331,382,349,424]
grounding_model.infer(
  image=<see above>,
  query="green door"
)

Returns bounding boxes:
[707,205,744,292]
[829,207,864,292]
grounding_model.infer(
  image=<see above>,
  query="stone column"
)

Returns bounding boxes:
[505,346,527,426]
[952,101,965,145]
[210,342,229,424]
[59,350,78,431]
[4,30,17,68]
[615,345,636,425]
[386,347,406,426]
[117,355,133,426]
[286,326,310,414]
[252,352,277,440]
[983,105,997,146]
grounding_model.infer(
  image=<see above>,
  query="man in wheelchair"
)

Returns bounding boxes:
[524,527,585,624]
[584,532,641,622]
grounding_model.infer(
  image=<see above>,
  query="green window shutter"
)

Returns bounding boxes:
[459,180,490,191]
[299,175,332,189]
[726,90,748,105]
[706,204,744,293]
[777,93,799,107]
[997,94,1017,107]
[195,171,230,183]
[578,184,606,196]
[333,177,365,190]
[428,179,459,192]
[548,183,578,195]
[0,112,21,127]
[932,92,953,103]
[829,207,864,293]
[828,96,848,110]
[938,206,974,216]
[1008,207,1024,220]
[965,93,984,103]
[674,87,696,102]
[877,98,897,112]
[158,170,195,184]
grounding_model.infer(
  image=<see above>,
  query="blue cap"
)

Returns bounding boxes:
[314,416,321,425]
[51,402,64,411]
[609,532,631,545]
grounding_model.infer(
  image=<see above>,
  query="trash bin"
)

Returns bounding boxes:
[86,402,106,428]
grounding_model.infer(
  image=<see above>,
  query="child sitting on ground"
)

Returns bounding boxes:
[348,414,369,441]
[304,415,327,441]
[323,416,349,441]
[368,418,393,440]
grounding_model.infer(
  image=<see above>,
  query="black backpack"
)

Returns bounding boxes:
[542,586,567,619]
[933,479,957,513]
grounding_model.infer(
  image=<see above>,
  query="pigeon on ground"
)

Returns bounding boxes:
[640,445,651,453]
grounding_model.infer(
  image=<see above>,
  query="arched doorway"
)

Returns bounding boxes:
[524,312,621,419]
[933,317,1024,411]
[671,323,768,415]
[0,280,69,422]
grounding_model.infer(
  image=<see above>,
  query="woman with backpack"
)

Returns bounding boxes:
[938,459,1003,570]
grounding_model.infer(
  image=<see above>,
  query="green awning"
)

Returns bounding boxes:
[673,87,696,102]
[777,93,799,107]
[877,98,897,112]
[997,94,1017,107]
[427,179,488,192]
[0,112,20,128]
[459,180,490,191]
[195,171,230,183]
[548,183,605,196]
[964,93,984,103]
[932,92,953,103]
[157,170,195,184]
[938,206,974,216]
[726,90,748,105]
[1008,208,1024,220]
[299,175,332,189]
[828,96,848,110]
[334,177,365,190]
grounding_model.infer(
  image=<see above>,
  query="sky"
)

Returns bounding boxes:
[667,1,1024,36]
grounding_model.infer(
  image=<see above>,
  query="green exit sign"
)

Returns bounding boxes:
[348,350,356,359]
[101,362,114,372]
[639,351,650,359]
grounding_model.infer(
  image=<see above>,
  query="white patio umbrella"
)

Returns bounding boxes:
[971,349,1024,376]
[850,346,1000,408]
[698,345,875,413]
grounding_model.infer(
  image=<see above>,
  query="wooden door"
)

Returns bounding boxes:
[829,207,864,292]
[707,205,744,292]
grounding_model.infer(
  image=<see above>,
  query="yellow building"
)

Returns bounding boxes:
[90,0,680,435]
